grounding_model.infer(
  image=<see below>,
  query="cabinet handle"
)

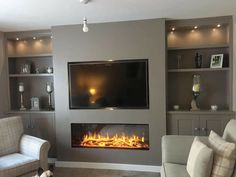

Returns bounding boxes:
[194,127,200,131]
[201,128,207,131]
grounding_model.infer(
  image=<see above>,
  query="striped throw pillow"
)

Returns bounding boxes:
[187,137,213,177]
[209,131,236,177]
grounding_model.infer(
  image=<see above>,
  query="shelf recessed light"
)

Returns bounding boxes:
[39,39,43,42]
[213,28,216,32]
[191,30,195,33]
[16,38,19,41]
[171,27,175,31]
[194,26,198,29]
[33,37,36,40]
[50,36,53,39]
[217,24,221,28]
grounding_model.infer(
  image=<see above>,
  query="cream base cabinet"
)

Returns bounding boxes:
[167,112,234,136]
[167,114,200,136]
[199,115,231,136]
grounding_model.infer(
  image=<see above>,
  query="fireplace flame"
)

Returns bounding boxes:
[80,133,149,149]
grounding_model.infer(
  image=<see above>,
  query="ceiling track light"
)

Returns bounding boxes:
[80,0,89,4]
[83,18,89,32]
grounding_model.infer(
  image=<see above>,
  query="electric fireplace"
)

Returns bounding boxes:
[71,123,149,150]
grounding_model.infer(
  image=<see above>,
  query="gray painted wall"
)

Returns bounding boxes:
[52,19,166,165]
[0,32,8,117]
[233,16,236,113]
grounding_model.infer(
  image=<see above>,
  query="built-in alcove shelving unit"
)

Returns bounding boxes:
[6,31,55,112]
[166,16,234,136]
[5,30,56,157]
[166,16,233,112]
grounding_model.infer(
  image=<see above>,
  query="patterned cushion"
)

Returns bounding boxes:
[187,137,213,177]
[209,131,236,177]
[0,116,24,156]
[0,153,39,177]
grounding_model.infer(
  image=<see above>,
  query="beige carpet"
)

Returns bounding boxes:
[54,168,160,177]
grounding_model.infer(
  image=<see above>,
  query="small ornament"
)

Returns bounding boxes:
[195,53,202,68]
[19,82,26,111]
[46,82,54,110]
[191,75,200,111]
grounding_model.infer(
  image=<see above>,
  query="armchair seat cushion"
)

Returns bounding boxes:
[162,163,190,177]
[0,153,39,177]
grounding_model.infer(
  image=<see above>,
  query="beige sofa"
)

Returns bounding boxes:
[0,116,50,177]
[161,119,236,177]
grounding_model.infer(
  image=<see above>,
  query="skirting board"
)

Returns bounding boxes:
[55,161,161,173]
[48,158,57,164]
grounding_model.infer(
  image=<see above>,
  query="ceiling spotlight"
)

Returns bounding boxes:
[83,18,89,33]
[80,0,89,4]
[171,27,175,31]
[33,37,36,40]
[191,30,195,33]
[194,26,198,29]
[213,28,216,32]
[217,24,221,28]
[50,36,53,39]
[16,38,19,41]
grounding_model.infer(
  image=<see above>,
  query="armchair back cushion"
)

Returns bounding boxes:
[0,116,24,156]
[223,119,236,177]
[223,119,236,144]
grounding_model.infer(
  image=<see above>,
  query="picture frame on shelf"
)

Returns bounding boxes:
[210,54,224,68]
[30,97,40,111]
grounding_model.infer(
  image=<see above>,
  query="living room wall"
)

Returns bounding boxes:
[52,19,166,165]
[233,16,236,113]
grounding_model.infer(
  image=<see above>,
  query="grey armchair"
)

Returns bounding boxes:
[161,119,236,177]
[0,116,50,177]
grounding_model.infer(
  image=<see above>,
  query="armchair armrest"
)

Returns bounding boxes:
[162,135,208,165]
[20,135,50,170]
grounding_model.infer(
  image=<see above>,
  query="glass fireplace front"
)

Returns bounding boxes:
[71,123,149,150]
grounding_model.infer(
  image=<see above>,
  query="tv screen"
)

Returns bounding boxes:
[68,59,149,109]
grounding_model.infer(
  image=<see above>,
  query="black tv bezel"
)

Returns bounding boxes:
[67,59,149,110]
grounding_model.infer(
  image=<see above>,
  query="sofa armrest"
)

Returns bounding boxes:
[162,135,208,165]
[20,135,50,170]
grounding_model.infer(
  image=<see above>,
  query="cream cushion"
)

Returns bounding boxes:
[209,131,236,177]
[186,137,213,177]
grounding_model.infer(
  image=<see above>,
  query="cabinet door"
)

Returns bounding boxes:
[167,114,200,136]
[200,115,231,136]
[30,113,56,157]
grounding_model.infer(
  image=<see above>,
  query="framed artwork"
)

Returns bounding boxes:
[210,54,224,68]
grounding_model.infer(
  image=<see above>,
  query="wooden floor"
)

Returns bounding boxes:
[54,168,160,177]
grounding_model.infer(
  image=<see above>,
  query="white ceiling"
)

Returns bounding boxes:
[0,0,236,32]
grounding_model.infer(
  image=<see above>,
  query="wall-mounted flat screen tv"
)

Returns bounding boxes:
[68,59,149,109]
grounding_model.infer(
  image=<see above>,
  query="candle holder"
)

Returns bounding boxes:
[46,82,54,110]
[19,82,26,111]
[191,75,200,111]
